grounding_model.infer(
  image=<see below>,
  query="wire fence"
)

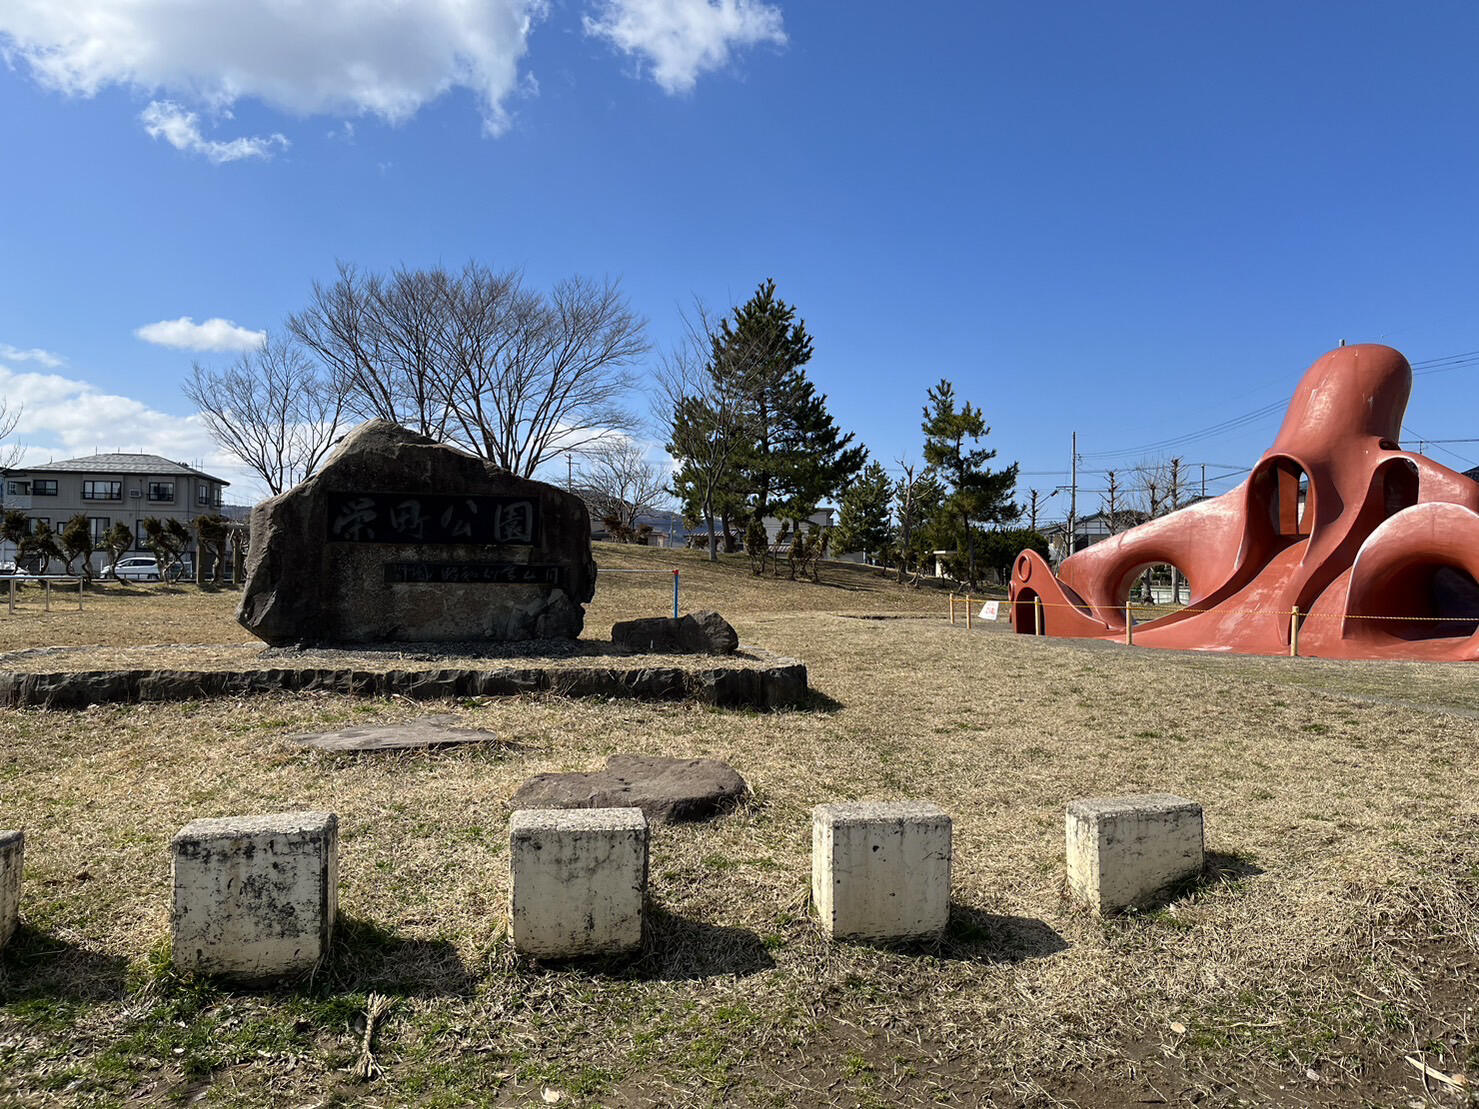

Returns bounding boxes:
[3,575,86,614]
[948,592,1478,657]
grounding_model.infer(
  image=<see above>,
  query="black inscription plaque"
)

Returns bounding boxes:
[327,492,540,545]
[385,561,564,585]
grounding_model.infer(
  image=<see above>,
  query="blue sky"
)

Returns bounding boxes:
[3,2,1479,511]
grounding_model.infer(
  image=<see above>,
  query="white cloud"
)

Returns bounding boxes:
[0,361,265,499]
[140,100,288,163]
[135,316,265,352]
[0,344,64,368]
[0,0,548,140]
[584,0,785,94]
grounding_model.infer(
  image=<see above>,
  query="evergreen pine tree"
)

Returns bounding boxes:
[921,380,1019,585]
[712,279,866,523]
[833,460,894,564]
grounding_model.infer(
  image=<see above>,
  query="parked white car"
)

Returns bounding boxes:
[106,556,164,582]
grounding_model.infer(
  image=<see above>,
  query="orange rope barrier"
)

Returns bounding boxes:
[946,594,1478,623]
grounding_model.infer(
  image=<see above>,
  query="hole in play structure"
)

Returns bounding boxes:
[1361,562,1479,640]
[1012,588,1042,634]
[1252,456,1312,541]
[1130,563,1191,608]
[1381,457,1419,519]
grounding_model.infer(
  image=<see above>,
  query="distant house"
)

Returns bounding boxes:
[677,508,837,554]
[760,508,834,546]
[0,452,230,572]
[588,506,691,547]
[1040,512,1124,562]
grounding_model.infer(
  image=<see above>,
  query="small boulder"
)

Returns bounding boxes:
[611,611,738,655]
[510,754,749,822]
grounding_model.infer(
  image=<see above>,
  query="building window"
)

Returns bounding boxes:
[135,525,150,551]
[148,481,175,502]
[197,483,221,507]
[28,518,49,533]
[32,480,57,496]
[82,480,122,501]
[6,481,29,495]
[88,517,110,543]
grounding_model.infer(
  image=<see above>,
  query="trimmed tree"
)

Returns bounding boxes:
[192,514,231,583]
[59,514,96,579]
[1,509,27,563]
[101,523,134,578]
[20,521,61,574]
[140,517,191,581]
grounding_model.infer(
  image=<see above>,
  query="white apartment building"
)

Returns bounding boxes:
[1,452,229,572]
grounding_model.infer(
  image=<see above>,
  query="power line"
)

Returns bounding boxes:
[1078,345,1479,464]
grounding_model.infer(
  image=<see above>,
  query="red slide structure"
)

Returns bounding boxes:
[1009,344,1479,659]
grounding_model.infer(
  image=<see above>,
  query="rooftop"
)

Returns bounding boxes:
[7,452,229,485]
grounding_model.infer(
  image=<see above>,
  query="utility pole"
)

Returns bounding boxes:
[1169,457,1183,603]
[1200,462,1206,499]
[1067,431,1077,556]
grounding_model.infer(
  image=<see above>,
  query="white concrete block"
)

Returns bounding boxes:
[1066,794,1203,914]
[0,829,21,949]
[812,801,951,941]
[171,811,338,978]
[509,807,648,958]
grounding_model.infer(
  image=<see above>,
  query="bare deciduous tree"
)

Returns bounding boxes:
[1134,457,1174,601]
[576,438,669,541]
[183,332,345,497]
[287,261,647,477]
[655,302,759,562]
[0,400,25,470]
[287,263,454,441]
[894,458,938,584]
[445,268,646,476]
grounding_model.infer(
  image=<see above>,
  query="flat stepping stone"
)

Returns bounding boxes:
[289,714,501,753]
[510,754,748,822]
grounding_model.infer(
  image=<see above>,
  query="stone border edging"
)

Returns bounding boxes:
[0,650,808,711]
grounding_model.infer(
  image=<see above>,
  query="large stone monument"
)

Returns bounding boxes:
[238,421,597,645]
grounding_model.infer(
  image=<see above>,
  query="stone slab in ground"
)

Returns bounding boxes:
[287,714,502,752]
[510,754,749,822]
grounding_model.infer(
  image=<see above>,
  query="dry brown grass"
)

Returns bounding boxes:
[1,545,1476,1107]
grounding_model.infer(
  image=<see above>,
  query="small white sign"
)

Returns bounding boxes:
[979,601,1000,621]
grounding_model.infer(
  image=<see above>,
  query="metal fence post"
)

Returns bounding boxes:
[1034,596,1044,636]
[1289,605,1300,657]
[7,578,12,615]
[672,569,680,619]
[965,595,973,630]
[1125,603,1133,646]
[44,579,50,612]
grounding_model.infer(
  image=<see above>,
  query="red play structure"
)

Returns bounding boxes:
[1009,344,1479,659]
